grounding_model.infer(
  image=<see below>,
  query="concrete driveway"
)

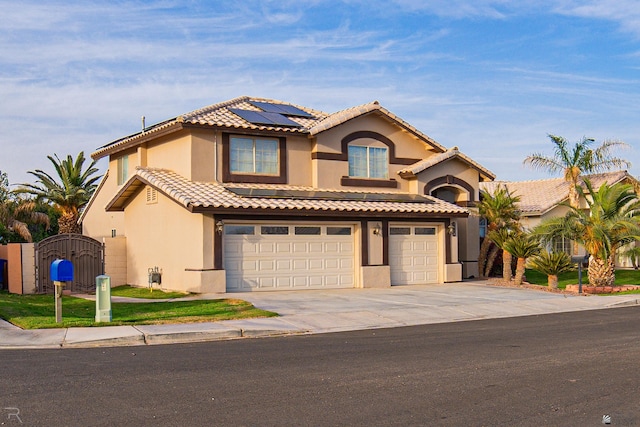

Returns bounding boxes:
[226,280,639,333]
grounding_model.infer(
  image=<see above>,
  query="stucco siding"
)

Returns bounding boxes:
[125,185,212,292]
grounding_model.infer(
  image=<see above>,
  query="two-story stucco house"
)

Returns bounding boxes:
[82,96,495,293]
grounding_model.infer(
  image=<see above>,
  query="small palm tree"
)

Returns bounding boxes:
[503,233,541,285]
[477,185,521,277]
[488,228,520,281]
[528,251,575,290]
[16,152,101,234]
[523,134,630,209]
[534,180,640,287]
[622,246,640,269]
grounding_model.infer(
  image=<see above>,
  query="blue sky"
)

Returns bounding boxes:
[1,0,639,186]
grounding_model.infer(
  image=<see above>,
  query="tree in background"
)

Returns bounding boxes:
[0,171,50,242]
[16,153,101,234]
[523,134,630,208]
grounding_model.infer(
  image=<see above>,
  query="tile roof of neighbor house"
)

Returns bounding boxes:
[106,168,469,217]
[398,146,495,181]
[91,96,449,160]
[479,170,635,215]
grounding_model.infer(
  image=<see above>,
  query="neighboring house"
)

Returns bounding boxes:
[479,170,640,266]
[82,96,495,293]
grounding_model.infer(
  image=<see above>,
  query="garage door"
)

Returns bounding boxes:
[389,225,439,285]
[224,224,355,291]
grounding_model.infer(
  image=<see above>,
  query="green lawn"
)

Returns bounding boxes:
[110,285,191,299]
[0,291,277,329]
[525,268,640,293]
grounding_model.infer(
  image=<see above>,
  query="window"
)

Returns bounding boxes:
[415,227,436,235]
[390,227,411,235]
[348,145,388,179]
[261,226,289,235]
[295,226,321,235]
[552,236,572,255]
[230,137,278,175]
[327,227,351,236]
[225,225,255,235]
[117,155,129,185]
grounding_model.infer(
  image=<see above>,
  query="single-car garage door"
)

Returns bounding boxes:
[224,223,355,291]
[389,224,440,285]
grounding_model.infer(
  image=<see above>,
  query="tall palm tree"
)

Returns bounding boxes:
[16,152,101,234]
[503,233,541,285]
[534,180,640,287]
[477,185,521,277]
[523,134,630,208]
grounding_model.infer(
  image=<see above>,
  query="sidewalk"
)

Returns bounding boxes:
[1,281,638,349]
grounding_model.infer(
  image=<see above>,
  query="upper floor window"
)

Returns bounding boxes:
[348,145,388,179]
[117,155,129,185]
[230,136,278,175]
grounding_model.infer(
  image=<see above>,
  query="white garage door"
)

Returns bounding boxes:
[389,225,439,285]
[224,224,355,292]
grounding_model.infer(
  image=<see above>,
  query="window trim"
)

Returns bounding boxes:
[222,133,287,184]
[117,155,129,185]
[348,144,389,179]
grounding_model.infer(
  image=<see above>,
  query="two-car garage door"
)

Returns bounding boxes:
[224,223,355,292]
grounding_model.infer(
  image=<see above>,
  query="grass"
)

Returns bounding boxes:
[0,291,277,329]
[110,285,191,299]
[525,268,640,294]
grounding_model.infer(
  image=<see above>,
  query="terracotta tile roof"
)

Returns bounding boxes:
[398,147,495,180]
[92,96,329,160]
[92,97,452,160]
[479,170,634,215]
[309,101,448,152]
[107,168,469,217]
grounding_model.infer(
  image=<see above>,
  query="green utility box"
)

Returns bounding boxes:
[95,275,112,322]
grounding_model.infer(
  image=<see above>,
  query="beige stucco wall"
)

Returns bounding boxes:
[21,244,36,294]
[103,236,127,287]
[124,185,221,293]
[367,221,384,265]
[312,114,437,191]
[361,265,391,288]
[82,173,126,239]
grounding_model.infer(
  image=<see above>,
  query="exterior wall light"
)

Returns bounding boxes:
[372,223,382,236]
[216,221,224,235]
[447,221,457,236]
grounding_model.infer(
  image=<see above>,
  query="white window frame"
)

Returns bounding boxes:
[117,155,129,185]
[348,145,388,179]
[230,136,279,175]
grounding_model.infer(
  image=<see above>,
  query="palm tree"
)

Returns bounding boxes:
[534,180,640,287]
[528,251,574,290]
[503,233,541,285]
[0,170,49,242]
[477,185,521,277]
[16,152,101,234]
[523,135,630,208]
[487,228,519,281]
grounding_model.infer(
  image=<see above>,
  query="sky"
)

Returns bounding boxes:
[1,0,640,187]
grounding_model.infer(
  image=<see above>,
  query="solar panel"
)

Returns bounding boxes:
[248,101,312,118]
[229,108,302,127]
[226,187,433,203]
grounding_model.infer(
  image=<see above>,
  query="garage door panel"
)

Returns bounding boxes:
[225,223,355,291]
[389,225,439,285]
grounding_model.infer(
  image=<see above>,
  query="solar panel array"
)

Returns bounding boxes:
[227,187,433,203]
[229,101,315,127]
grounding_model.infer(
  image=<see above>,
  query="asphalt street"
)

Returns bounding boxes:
[1,306,639,426]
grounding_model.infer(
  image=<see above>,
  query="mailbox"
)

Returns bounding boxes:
[51,259,74,282]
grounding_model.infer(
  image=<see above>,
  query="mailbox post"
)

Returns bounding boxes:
[50,259,74,324]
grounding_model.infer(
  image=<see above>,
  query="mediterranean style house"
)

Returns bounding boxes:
[480,170,640,266]
[82,96,495,293]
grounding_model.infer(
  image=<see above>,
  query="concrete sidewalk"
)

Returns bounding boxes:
[1,281,638,349]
